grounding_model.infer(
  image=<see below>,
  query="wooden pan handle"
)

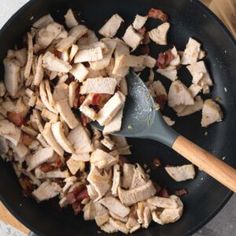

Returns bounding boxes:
[172,136,236,192]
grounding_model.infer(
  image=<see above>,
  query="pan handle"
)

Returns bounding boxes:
[172,136,236,192]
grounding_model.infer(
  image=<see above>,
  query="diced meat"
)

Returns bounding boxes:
[147,196,178,209]
[97,92,126,126]
[87,166,112,200]
[55,99,80,129]
[123,25,143,50]
[35,169,69,179]
[68,125,93,153]
[24,33,34,79]
[80,77,117,95]
[68,82,79,108]
[0,119,21,146]
[67,158,85,175]
[7,112,25,127]
[177,96,203,117]
[33,55,44,86]
[157,66,177,81]
[100,222,118,234]
[112,136,131,156]
[27,147,54,171]
[74,47,103,63]
[70,63,88,82]
[165,164,195,182]
[3,58,20,97]
[99,14,124,38]
[79,95,97,121]
[121,163,135,189]
[111,164,120,196]
[148,8,168,22]
[33,14,54,29]
[56,25,88,52]
[101,136,115,150]
[163,116,175,126]
[118,180,156,206]
[109,218,129,234]
[201,99,223,127]
[181,38,204,65]
[156,49,175,69]
[51,122,74,153]
[64,9,78,28]
[53,82,68,102]
[168,80,194,107]
[42,51,72,73]
[32,181,61,202]
[71,153,90,162]
[69,44,79,62]
[99,196,130,218]
[42,122,64,156]
[90,149,118,169]
[148,23,170,45]
[132,15,148,30]
[189,84,202,97]
[9,142,29,161]
[130,164,148,189]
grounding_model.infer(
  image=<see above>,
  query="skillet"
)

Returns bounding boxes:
[0,0,236,235]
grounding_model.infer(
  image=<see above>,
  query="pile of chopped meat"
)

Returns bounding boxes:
[0,7,223,234]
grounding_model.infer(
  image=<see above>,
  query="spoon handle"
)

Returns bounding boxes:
[172,136,236,192]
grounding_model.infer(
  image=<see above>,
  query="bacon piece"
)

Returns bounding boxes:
[175,188,188,197]
[148,8,168,22]
[7,112,25,127]
[21,133,34,146]
[155,94,167,110]
[156,49,175,69]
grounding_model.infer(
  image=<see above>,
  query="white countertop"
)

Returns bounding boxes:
[0,1,235,236]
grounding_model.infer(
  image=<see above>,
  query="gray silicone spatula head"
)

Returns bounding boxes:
[92,71,178,147]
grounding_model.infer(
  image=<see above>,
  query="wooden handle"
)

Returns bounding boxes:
[172,136,236,192]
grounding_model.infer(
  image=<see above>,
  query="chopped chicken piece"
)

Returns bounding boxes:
[67,158,85,175]
[24,33,34,79]
[149,23,170,45]
[69,44,79,62]
[55,99,79,129]
[87,166,111,200]
[53,83,68,102]
[71,153,90,162]
[100,222,118,234]
[42,52,72,73]
[123,25,143,50]
[112,136,131,155]
[74,47,103,63]
[70,63,88,82]
[147,196,179,209]
[201,99,223,127]
[56,25,88,52]
[165,164,195,182]
[168,80,194,107]
[35,169,69,179]
[121,163,135,189]
[33,55,44,86]
[97,92,126,126]
[111,164,120,196]
[99,14,124,38]
[41,108,58,122]
[157,64,177,80]
[177,96,203,117]
[152,210,164,225]
[132,15,148,30]
[10,143,29,161]
[189,84,202,97]
[163,116,175,126]
[109,211,128,223]
[68,81,79,107]
[80,77,117,95]
[170,47,181,66]
[130,164,148,189]
[33,14,54,29]
[109,218,129,234]
[90,38,117,70]
[0,83,6,97]
[27,147,54,171]
[90,149,118,169]
[68,125,93,153]
[118,180,156,206]
[148,8,168,22]
[138,205,152,228]
[42,122,64,156]
[181,38,204,65]
[64,9,78,28]
[51,122,74,153]
[0,137,9,155]
[95,205,110,226]
[99,196,130,218]
[153,80,167,97]
[0,119,21,146]
[3,58,20,97]
[79,94,97,121]
[32,181,61,202]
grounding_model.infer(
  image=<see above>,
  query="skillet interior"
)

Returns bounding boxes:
[0,0,236,235]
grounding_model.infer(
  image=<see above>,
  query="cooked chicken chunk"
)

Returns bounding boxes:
[32,181,61,202]
[123,26,143,50]
[165,164,195,182]
[74,47,103,63]
[80,77,117,95]
[66,158,85,175]
[201,99,223,127]
[168,80,194,107]
[70,63,88,82]
[157,66,177,81]
[132,15,148,30]
[149,23,170,45]
[99,14,124,38]
[64,9,78,28]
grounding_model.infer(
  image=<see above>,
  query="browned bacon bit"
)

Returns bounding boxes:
[76,189,89,202]
[80,114,91,127]
[156,49,175,69]
[7,112,25,127]
[40,163,58,173]
[73,95,86,108]
[152,158,161,168]
[19,176,34,197]
[53,49,62,58]
[140,45,150,55]
[159,187,169,198]
[155,95,167,110]
[72,201,82,215]
[175,188,188,197]
[143,32,150,45]
[66,185,87,204]
[92,94,111,107]
[148,8,168,22]
[21,133,34,145]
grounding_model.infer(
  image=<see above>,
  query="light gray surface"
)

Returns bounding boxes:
[0,0,235,236]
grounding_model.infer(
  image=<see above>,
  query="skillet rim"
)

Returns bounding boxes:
[0,0,235,235]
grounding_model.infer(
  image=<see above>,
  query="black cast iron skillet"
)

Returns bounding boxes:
[0,0,235,235]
